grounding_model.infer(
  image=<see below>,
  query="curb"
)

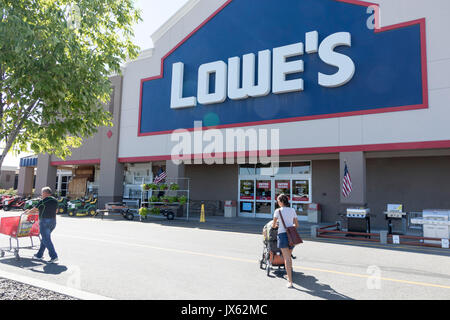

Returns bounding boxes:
[0,270,113,300]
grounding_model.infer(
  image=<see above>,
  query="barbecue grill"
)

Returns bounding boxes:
[383,204,407,235]
[346,208,371,234]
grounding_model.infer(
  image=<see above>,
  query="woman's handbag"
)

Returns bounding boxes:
[278,209,303,246]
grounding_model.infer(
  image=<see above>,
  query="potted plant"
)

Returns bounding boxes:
[169,196,178,203]
[159,184,168,191]
[150,207,161,215]
[149,195,159,203]
[169,183,180,191]
[148,183,158,190]
[161,195,170,203]
[178,195,187,205]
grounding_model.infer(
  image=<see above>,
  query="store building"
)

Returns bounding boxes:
[0,166,19,190]
[17,155,73,197]
[23,0,450,229]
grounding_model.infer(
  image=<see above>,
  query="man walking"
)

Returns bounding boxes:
[29,187,59,263]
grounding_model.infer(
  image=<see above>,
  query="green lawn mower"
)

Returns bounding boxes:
[67,197,98,217]
[57,197,69,215]
[23,198,41,210]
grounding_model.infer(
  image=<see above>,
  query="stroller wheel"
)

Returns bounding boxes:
[259,258,265,270]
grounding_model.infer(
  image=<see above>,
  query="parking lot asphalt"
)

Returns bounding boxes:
[0,210,449,300]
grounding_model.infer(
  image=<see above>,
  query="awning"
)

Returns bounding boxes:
[20,156,38,167]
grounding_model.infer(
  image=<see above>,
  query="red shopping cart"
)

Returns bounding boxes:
[0,212,40,260]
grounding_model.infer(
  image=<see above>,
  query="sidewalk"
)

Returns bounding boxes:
[182,215,423,236]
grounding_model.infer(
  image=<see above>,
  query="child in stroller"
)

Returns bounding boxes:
[259,220,296,276]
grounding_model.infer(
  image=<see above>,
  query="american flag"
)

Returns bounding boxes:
[154,168,167,184]
[342,163,352,198]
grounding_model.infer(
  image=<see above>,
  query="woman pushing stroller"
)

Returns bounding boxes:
[272,194,299,288]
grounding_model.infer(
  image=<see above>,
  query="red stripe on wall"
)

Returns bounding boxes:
[118,140,450,163]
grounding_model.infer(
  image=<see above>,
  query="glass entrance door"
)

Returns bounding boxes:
[238,163,312,219]
[274,179,291,212]
[239,177,311,219]
[239,179,255,217]
[255,180,272,218]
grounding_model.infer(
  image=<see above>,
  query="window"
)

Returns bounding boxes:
[292,180,310,202]
[256,180,271,200]
[256,164,272,176]
[292,162,311,174]
[240,201,253,213]
[240,180,254,200]
[239,164,255,175]
[273,162,291,175]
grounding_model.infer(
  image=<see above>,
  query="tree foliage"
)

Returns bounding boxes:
[0,0,141,165]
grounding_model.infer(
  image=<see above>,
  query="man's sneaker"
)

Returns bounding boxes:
[48,257,59,264]
[32,254,43,260]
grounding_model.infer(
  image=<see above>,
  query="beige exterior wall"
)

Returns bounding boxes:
[0,170,17,190]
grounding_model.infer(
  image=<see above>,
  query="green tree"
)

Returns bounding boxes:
[0,0,141,174]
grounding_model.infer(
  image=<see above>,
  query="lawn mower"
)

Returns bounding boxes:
[57,197,69,215]
[2,196,26,211]
[0,195,13,209]
[23,198,41,210]
[67,196,98,217]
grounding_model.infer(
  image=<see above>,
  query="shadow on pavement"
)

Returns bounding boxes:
[290,271,354,300]
[30,263,68,275]
[269,269,352,300]
[0,257,68,275]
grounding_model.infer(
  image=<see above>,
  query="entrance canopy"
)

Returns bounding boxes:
[19,156,38,168]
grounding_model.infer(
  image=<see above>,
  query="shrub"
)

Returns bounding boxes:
[0,188,17,196]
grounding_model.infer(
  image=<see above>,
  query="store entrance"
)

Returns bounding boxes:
[255,178,293,218]
[239,175,311,220]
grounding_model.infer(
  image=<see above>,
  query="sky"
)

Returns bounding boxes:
[3,0,189,168]
[133,0,190,51]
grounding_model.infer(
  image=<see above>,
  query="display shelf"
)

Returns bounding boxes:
[140,178,190,220]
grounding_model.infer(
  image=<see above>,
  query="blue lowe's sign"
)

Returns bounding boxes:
[138,0,427,136]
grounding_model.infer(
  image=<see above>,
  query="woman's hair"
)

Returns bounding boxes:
[277,194,290,207]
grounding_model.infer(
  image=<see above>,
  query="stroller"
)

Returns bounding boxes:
[259,220,296,276]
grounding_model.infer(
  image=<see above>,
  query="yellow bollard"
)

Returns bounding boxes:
[200,204,206,223]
